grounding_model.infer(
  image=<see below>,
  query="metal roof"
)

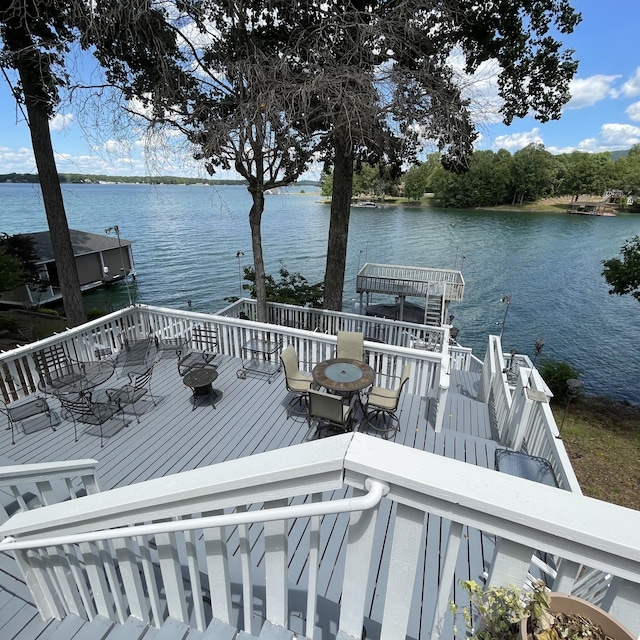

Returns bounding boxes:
[22,229,133,264]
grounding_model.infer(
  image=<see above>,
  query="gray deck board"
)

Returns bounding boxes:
[0,356,496,640]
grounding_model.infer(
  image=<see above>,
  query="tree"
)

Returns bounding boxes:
[558,151,611,198]
[311,0,580,309]
[403,164,429,202]
[602,236,640,302]
[612,145,640,196]
[242,263,324,308]
[87,1,327,322]
[0,233,47,294]
[511,144,557,204]
[1,1,86,325]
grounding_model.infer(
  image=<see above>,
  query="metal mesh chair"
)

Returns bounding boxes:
[177,326,218,375]
[494,448,558,487]
[1,395,60,444]
[104,365,156,423]
[58,392,127,447]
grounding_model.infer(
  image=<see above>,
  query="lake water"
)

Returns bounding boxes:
[1,182,639,404]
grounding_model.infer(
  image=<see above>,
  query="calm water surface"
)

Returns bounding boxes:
[1,182,639,404]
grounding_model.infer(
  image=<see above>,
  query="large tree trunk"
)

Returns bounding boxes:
[249,189,267,322]
[6,23,86,327]
[323,136,354,311]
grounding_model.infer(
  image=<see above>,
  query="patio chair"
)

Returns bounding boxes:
[336,331,364,361]
[1,395,60,445]
[280,345,314,418]
[307,388,357,439]
[33,344,85,393]
[115,337,156,378]
[177,326,218,375]
[103,365,157,423]
[58,391,127,447]
[363,362,411,434]
[494,448,558,487]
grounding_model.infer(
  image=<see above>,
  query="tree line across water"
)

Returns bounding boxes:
[322,144,640,210]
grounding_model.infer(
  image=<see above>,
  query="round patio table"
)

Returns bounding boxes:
[183,367,220,410]
[312,358,374,394]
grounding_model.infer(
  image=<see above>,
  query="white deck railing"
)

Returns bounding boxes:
[217,298,449,353]
[476,335,581,493]
[0,305,449,428]
[1,434,639,639]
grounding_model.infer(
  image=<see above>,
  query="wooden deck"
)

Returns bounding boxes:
[0,353,497,640]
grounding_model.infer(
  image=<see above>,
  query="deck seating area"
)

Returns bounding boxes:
[1,305,638,640]
[0,339,499,640]
[0,351,494,492]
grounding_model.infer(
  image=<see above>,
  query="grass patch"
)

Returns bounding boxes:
[552,396,640,510]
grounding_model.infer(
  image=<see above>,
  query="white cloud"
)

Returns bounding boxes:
[626,101,640,121]
[621,68,640,98]
[0,146,36,173]
[565,75,620,110]
[599,123,640,146]
[492,128,543,152]
[49,113,74,132]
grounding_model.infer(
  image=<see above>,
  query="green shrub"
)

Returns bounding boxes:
[86,309,106,321]
[36,307,59,316]
[0,316,19,332]
[539,358,581,403]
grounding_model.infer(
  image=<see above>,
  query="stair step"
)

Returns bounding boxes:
[74,615,114,640]
[202,618,238,640]
[236,631,259,640]
[104,616,149,640]
[45,614,87,640]
[154,618,192,640]
[258,621,293,640]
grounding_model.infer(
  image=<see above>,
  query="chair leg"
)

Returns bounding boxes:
[286,393,308,418]
[365,408,400,435]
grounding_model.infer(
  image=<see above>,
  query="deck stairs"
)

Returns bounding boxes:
[3,602,290,640]
[1,368,498,640]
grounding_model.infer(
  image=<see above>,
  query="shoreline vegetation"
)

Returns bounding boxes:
[2,174,631,216]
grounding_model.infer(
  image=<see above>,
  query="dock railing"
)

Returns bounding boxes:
[1,434,639,639]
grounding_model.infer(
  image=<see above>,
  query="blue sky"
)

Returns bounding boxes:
[1,0,639,179]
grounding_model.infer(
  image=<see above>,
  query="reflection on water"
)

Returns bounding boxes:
[1,183,639,404]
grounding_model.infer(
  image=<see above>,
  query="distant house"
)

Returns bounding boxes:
[0,229,135,308]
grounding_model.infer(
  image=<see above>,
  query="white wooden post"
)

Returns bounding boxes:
[264,499,289,628]
[204,509,233,626]
[600,577,640,635]
[430,521,463,640]
[379,503,425,640]
[486,538,534,589]
[338,489,379,638]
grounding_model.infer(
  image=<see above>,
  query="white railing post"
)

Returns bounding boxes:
[601,578,640,634]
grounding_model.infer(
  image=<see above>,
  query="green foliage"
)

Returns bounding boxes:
[453,580,531,640]
[242,263,323,308]
[0,250,24,293]
[86,309,106,321]
[602,235,640,302]
[453,581,555,640]
[36,307,60,316]
[402,164,429,201]
[0,316,19,333]
[539,359,581,403]
[0,233,46,293]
